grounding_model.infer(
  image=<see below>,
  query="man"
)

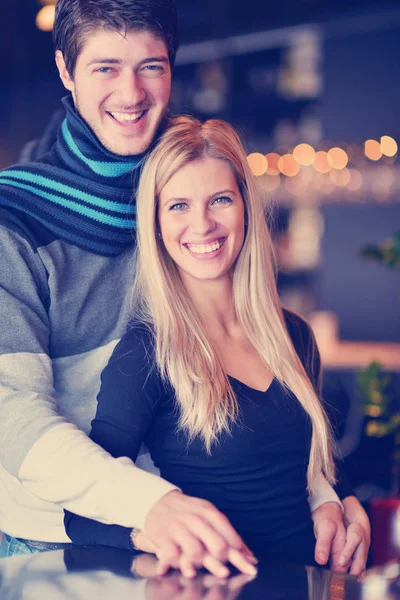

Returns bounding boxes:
[0,0,369,576]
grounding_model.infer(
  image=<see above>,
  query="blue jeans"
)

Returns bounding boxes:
[0,534,39,558]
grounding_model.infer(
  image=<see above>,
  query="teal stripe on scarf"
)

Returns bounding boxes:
[0,171,135,215]
[0,178,135,228]
[62,121,139,178]
[0,197,129,254]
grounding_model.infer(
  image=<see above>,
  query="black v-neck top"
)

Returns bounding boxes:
[64,310,351,564]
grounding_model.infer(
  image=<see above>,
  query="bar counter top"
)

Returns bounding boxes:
[0,545,382,600]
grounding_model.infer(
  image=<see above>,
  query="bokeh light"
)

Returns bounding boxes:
[380,135,398,157]
[36,5,56,31]
[265,153,280,176]
[365,139,382,161]
[293,143,316,166]
[259,174,281,191]
[326,147,348,170]
[278,154,300,177]
[347,169,363,192]
[329,168,351,187]
[312,151,331,174]
[247,153,268,176]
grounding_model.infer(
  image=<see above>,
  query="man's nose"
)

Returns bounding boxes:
[117,71,146,107]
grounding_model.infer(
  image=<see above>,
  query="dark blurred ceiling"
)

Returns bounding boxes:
[178,0,400,42]
[3,0,400,79]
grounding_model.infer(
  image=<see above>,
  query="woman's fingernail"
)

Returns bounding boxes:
[246,565,258,576]
[249,555,258,564]
[218,567,230,578]
[338,556,347,567]
[184,570,196,578]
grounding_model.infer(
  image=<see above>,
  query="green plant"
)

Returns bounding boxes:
[357,231,400,494]
[360,230,400,270]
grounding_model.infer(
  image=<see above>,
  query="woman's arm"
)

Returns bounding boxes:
[283,309,355,498]
[283,309,370,574]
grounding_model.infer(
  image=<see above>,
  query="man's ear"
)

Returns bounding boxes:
[55,50,75,92]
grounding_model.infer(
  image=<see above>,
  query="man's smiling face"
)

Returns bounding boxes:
[56,28,171,156]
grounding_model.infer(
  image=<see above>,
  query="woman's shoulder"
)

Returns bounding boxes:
[282,308,320,385]
[107,320,156,373]
[282,308,314,349]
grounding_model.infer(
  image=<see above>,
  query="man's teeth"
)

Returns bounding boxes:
[109,111,144,123]
[187,240,223,254]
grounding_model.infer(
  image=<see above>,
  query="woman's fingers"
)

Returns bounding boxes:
[202,554,230,578]
[172,523,207,565]
[156,540,181,575]
[179,555,197,579]
[226,548,258,576]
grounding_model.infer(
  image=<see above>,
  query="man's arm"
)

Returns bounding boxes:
[0,219,177,534]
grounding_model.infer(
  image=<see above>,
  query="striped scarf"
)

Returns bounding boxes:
[0,96,160,256]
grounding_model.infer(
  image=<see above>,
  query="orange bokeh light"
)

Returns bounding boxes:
[293,143,315,166]
[36,5,55,31]
[312,151,331,174]
[277,154,300,177]
[247,153,268,176]
[327,147,348,170]
[380,136,398,157]
[329,168,351,187]
[347,169,363,192]
[365,139,382,161]
[265,153,281,176]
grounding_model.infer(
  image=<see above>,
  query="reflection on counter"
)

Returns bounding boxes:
[0,546,365,600]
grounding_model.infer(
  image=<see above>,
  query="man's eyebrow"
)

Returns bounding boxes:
[86,56,169,67]
[86,58,122,67]
[140,56,169,65]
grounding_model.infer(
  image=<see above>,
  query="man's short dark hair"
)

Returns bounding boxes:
[53,0,179,77]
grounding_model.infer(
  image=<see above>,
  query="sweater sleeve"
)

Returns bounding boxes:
[64,325,163,548]
[0,214,176,539]
[283,309,355,500]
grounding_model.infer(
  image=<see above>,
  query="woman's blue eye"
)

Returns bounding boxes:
[169,202,187,211]
[212,196,232,205]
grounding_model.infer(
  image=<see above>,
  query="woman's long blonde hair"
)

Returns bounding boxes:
[133,116,335,489]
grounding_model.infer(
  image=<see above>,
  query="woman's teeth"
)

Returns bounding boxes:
[186,240,223,254]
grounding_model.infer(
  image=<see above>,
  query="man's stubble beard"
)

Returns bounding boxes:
[73,91,151,157]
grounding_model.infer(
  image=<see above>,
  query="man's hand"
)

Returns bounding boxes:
[312,501,347,571]
[143,490,257,579]
[311,496,370,576]
[340,496,370,576]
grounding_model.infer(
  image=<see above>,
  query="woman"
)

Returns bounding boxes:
[64,116,352,575]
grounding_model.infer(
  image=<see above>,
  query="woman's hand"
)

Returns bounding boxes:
[135,491,258,579]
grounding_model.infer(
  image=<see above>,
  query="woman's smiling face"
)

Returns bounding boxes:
[158,157,246,287]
